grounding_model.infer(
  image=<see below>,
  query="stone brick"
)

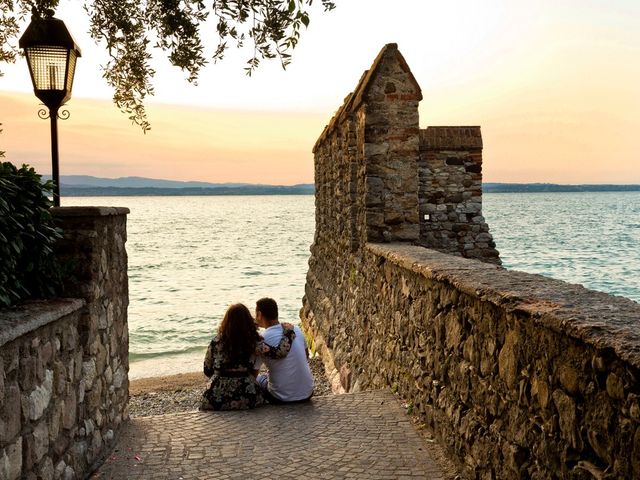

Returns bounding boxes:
[111,357,122,383]
[63,465,74,480]
[498,331,519,389]
[0,437,22,480]
[87,381,103,411]
[62,390,77,430]
[0,356,4,400]
[606,372,625,400]
[32,421,50,463]
[54,460,66,479]
[27,370,53,421]
[48,400,64,442]
[38,456,54,480]
[82,360,97,390]
[40,341,53,366]
[53,361,66,395]
[2,345,19,375]
[19,354,36,391]
[0,384,21,445]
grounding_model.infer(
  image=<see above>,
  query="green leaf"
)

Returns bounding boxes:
[0,161,65,307]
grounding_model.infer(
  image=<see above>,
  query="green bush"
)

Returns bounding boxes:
[0,161,63,307]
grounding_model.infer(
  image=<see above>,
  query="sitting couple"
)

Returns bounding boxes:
[200,297,314,411]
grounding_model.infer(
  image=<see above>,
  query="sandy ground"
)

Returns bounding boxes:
[129,371,207,396]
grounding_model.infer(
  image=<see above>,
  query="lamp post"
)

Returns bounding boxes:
[19,9,81,207]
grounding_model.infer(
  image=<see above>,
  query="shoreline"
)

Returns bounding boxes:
[128,350,206,381]
[129,371,207,395]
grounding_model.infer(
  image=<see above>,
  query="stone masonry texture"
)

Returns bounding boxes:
[91,390,444,479]
[418,127,499,263]
[303,44,640,479]
[0,207,130,480]
[312,43,498,262]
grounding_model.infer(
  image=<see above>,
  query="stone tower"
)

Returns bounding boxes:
[311,43,500,263]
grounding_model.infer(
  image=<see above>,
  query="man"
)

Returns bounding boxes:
[254,297,314,403]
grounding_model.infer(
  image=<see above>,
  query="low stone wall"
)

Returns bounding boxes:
[0,207,129,479]
[302,243,640,479]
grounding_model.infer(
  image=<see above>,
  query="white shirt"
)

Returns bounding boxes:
[255,325,314,401]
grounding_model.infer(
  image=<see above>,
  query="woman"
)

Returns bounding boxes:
[201,303,295,410]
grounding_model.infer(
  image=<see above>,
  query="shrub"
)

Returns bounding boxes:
[0,161,63,307]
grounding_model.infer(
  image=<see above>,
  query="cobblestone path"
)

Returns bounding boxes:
[91,390,444,479]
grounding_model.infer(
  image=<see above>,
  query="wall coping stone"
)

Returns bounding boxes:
[0,298,85,347]
[366,242,640,369]
[51,206,130,217]
[419,126,483,151]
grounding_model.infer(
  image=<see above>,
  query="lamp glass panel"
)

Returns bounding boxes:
[26,46,68,90]
[65,50,78,93]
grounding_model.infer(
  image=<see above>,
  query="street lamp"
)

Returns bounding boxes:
[19,9,81,207]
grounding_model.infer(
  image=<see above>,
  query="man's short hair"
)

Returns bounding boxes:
[256,297,278,321]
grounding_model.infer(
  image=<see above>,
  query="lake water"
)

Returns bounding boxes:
[66,193,640,378]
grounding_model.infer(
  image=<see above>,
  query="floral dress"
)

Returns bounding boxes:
[201,324,296,410]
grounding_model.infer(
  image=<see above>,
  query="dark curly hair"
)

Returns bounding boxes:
[217,303,261,364]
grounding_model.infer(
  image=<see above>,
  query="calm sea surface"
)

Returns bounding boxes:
[66,193,640,377]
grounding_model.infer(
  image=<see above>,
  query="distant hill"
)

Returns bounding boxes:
[47,175,253,189]
[60,185,315,196]
[42,175,640,196]
[483,183,640,193]
[43,175,314,196]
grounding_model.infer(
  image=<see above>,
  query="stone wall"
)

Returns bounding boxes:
[303,244,640,479]
[311,43,497,261]
[419,127,500,263]
[0,207,129,479]
[303,44,640,478]
[313,42,422,253]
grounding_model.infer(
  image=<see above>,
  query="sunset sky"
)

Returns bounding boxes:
[1,0,638,184]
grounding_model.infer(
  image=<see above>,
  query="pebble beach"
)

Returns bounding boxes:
[129,356,333,417]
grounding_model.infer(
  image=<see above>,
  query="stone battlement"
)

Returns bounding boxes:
[311,43,499,262]
[419,126,483,151]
